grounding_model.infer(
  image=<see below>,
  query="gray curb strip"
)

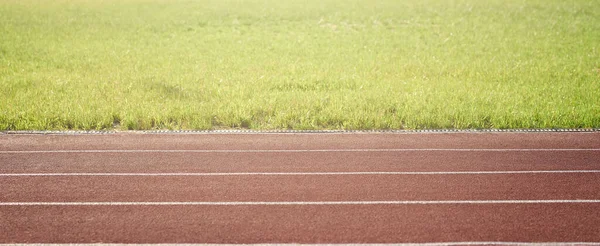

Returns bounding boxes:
[1,129,599,135]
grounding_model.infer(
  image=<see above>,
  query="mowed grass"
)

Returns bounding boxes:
[1,0,599,130]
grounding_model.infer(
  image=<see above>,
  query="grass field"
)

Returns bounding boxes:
[1,0,599,130]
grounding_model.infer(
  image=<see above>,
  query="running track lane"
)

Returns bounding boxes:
[1,132,600,244]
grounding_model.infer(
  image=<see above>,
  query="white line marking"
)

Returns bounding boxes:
[3,244,600,246]
[2,170,600,176]
[409,244,600,246]
[2,200,600,206]
[1,148,600,154]
[382,244,600,246]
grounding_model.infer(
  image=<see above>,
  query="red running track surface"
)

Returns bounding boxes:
[1,132,600,244]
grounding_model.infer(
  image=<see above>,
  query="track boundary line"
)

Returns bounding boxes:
[2,128,600,135]
[3,200,600,206]
[3,170,600,176]
[2,148,600,154]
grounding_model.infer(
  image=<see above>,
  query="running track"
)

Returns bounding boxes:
[1,132,600,244]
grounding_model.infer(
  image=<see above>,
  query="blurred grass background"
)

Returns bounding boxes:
[1,0,599,130]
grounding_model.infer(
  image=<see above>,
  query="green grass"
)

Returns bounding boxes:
[1,0,599,130]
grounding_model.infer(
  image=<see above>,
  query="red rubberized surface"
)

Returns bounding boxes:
[1,132,600,244]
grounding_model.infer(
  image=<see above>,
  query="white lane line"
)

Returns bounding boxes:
[4,244,600,246]
[406,244,600,246]
[2,200,600,206]
[1,148,600,154]
[2,170,600,176]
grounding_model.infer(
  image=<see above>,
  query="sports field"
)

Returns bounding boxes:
[1,0,598,130]
[3,132,600,243]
